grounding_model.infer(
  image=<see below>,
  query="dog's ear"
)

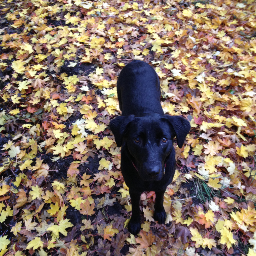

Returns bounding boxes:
[109,115,135,147]
[163,115,190,148]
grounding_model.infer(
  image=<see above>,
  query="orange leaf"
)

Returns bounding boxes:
[27,106,37,113]
[187,96,202,115]
[80,199,95,216]
[42,121,50,130]
[67,163,80,177]
[52,93,60,99]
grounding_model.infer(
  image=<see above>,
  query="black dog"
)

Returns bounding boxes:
[110,60,190,235]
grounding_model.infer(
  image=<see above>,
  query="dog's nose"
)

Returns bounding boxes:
[147,166,160,177]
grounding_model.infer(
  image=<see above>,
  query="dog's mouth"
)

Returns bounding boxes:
[131,159,166,181]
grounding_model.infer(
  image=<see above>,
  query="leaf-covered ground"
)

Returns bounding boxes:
[0,0,256,255]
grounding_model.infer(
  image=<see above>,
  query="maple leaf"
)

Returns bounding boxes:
[187,96,202,115]
[190,228,203,248]
[136,231,155,249]
[8,145,20,158]
[219,227,236,249]
[98,158,112,170]
[11,221,22,236]
[80,199,95,215]
[236,145,248,158]
[52,181,65,191]
[67,162,80,177]
[25,218,37,231]
[143,207,154,222]
[26,237,43,250]
[0,235,10,254]
[175,226,191,244]
[12,60,25,73]
[47,219,73,238]
[103,224,119,241]
[94,137,113,150]
[204,141,222,156]
[208,178,222,190]
[29,185,44,200]
[183,9,193,18]
[47,202,59,216]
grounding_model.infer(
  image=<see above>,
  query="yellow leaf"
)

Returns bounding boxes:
[70,197,84,210]
[205,210,215,223]
[94,137,113,150]
[106,178,115,188]
[208,178,221,189]
[20,159,33,170]
[47,202,59,216]
[202,238,216,249]
[224,197,234,204]
[9,108,20,115]
[104,224,119,240]
[236,145,248,158]
[0,206,13,223]
[94,123,107,133]
[0,184,9,196]
[204,141,222,156]
[190,227,203,247]
[193,144,203,156]
[118,188,129,198]
[47,219,73,238]
[90,37,105,49]
[52,181,65,191]
[183,9,193,17]
[219,227,236,249]
[173,170,180,182]
[98,158,112,170]
[12,60,25,74]
[26,237,43,250]
[30,185,43,200]
[21,43,33,53]
[0,235,10,252]
[232,116,247,127]
[183,145,190,158]
[85,119,98,132]
[183,217,193,226]
[11,221,22,236]
[51,144,66,157]
[63,75,79,86]
[248,248,256,256]
[56,103,68,115]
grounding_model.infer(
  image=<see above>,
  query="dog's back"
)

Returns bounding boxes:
[117,60,163,116]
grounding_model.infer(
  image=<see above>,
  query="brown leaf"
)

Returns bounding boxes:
[136,231,155,249]
[175,226,191,244]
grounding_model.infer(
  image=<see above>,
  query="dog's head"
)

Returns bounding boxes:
[110,114,190,181]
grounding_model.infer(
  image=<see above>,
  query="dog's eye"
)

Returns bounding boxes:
[134,138,140,144]
[162,138,168,143]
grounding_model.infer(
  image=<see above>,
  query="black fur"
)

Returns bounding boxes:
[110,60,190,235]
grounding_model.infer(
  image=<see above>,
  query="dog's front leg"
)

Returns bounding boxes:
[128,192,141,235]
[154,191,166,224]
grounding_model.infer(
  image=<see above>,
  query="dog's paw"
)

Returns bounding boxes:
[154,209,166,224]
[128,218,141,235]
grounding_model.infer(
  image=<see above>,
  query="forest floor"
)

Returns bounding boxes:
[0,0,256,255]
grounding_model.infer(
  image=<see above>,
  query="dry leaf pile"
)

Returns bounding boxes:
[0,0,256,255]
